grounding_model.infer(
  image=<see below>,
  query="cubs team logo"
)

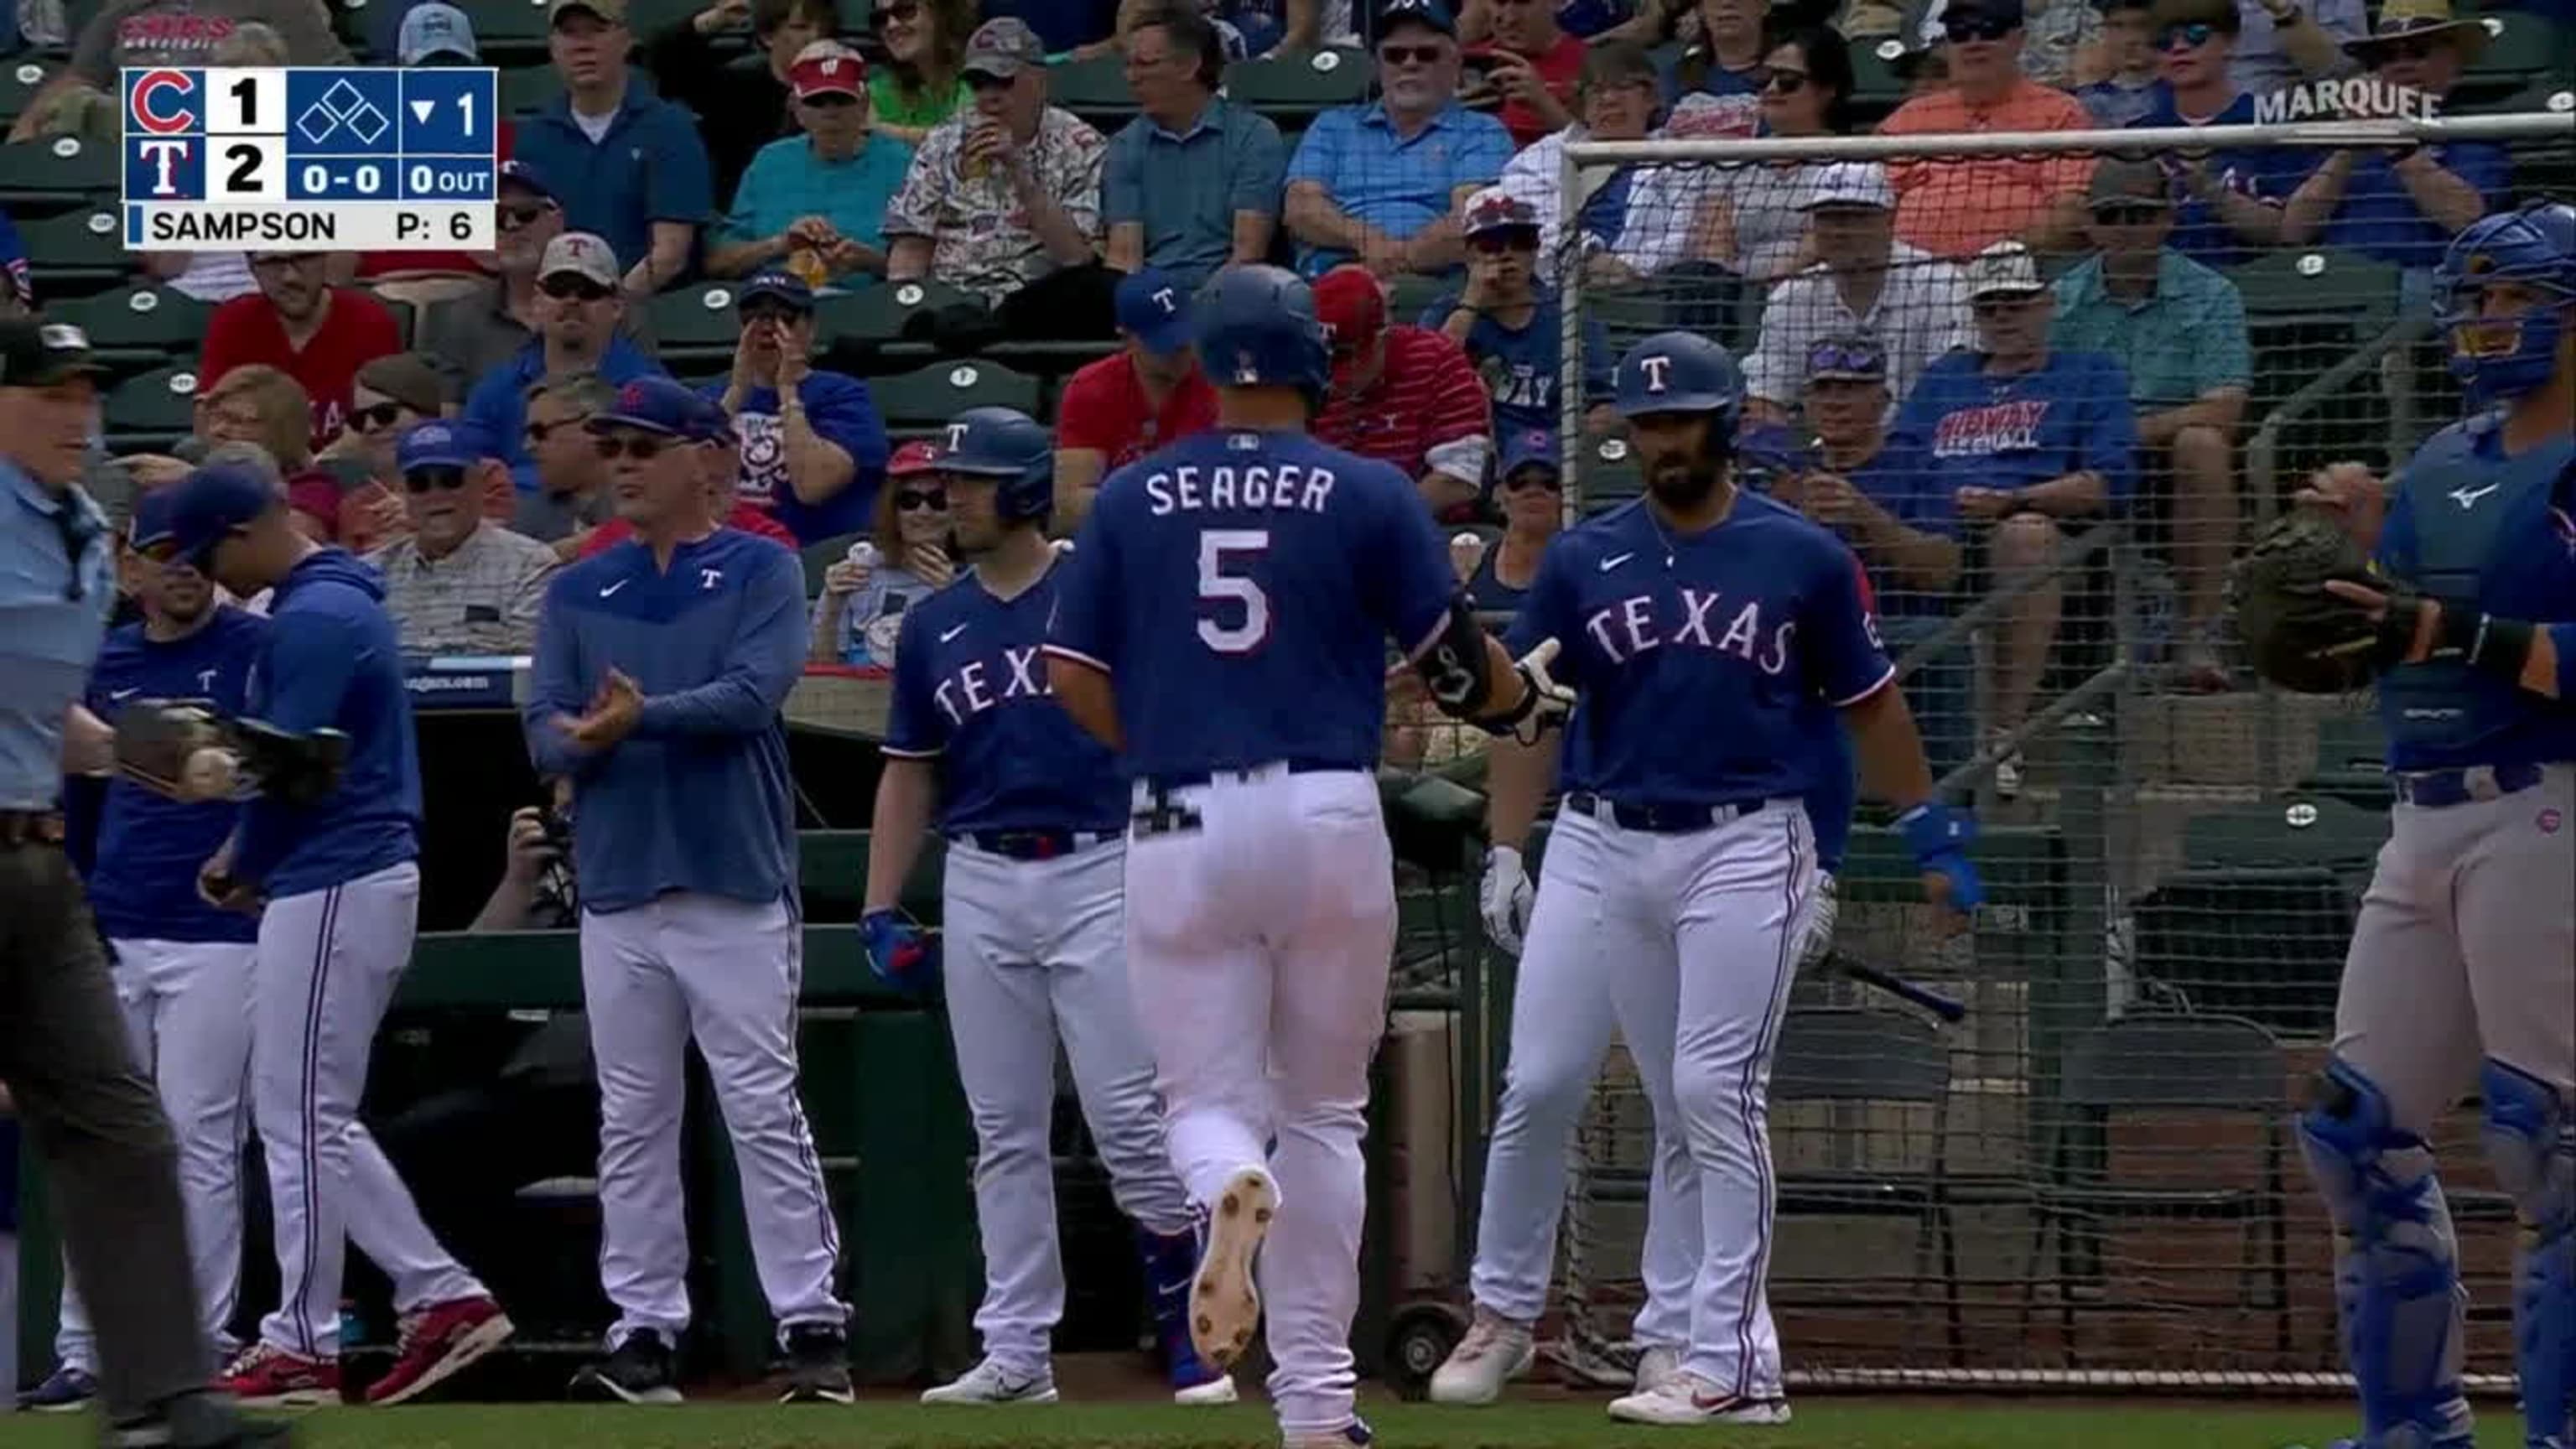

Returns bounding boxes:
[127,69,197,135]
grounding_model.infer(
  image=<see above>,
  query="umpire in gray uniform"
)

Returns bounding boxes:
[0,318,283,1447]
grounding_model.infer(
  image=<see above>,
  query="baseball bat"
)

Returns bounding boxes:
[1824,949,1968,1024]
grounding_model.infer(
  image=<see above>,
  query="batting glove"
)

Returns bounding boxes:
[1896,802,1983,916]
[1511,638,1576,735]
[861,907,941,996]
[1481,845,1535,955]
[1796,870,1839,969]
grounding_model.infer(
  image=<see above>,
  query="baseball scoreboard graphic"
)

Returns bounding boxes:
[122,67,500,252]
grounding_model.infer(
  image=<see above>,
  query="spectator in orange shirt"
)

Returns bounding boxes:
[1310,264,1494,521]
[1053,269,1218,527]
[1879,0,2096,259]
[1462,0,1585,148]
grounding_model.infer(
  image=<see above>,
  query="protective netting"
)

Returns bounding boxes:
[1485,111,2573,1390]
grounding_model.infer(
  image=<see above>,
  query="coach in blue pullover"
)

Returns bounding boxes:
[521,377,849,1406]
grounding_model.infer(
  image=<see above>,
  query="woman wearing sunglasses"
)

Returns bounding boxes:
[318,354,451,506]
[811,441,955,668]
[1697,25,1855,283]
[870,0,977,147]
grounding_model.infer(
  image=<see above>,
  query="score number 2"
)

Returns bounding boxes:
[1197,529,1270,654]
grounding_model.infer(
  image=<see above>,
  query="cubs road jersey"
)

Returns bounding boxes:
[1506,492,1896,808]
[882,560,1130,836]
[1046,428,1460,781]
[2372,413,2576,772]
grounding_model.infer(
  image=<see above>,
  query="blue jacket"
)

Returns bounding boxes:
[465,335,664,492]
[511,79,715,271]
[230,550,421,897]
[523,529,806,912]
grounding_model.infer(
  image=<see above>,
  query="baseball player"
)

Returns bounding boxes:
[1434,647,1863,1406]
[860,408,1235,1408]
[153,464,513,1410]
[1459,332,1977,1427]
[28,488,268,1414]
[1043,263,1571,1449]
[2281,202,2575,1449]
[523,377,851,1407]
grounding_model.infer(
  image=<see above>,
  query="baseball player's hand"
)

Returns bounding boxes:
[1895,801,1983,917]
[2294,462,2389,553]
[1480,844,1535,954]
[558,669,645,751]
[861,907,940,995]
[1513,638,1576,729]
[1797,870,1839,969]
[196,844,259,914]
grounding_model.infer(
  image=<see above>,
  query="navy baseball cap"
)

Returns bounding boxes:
[127,484,179,550]
[589,376,731,442]
[1114,268,1195,356]
[497,158,558,205]
[1379,0,1458,38]
[157,464,281,566]
[396,418,495,474]
[739,270,815,314]
[1500,428,1560,477]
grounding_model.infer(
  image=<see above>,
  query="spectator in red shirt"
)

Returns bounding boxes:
[1466,0,1585,148]
[1052,267,1218,527]
[579,378,801,556]
[197,251,402,452]
[1309,263,1493,520]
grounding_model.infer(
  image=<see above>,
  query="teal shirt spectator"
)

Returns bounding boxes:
[1103,96,1288,292]
[1285,100,1514,278]
[2050,249,2251,411]
[0,461,114,808]
[512,78,715,273]
[719,132,917,285]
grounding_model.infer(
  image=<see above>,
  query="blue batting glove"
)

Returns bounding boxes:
[1895,801,1983,915]
[861,907,940,995]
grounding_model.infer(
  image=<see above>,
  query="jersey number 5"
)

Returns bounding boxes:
[1197,528,1271,654]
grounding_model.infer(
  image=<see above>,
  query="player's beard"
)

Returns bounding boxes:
[1646,451,1727,511]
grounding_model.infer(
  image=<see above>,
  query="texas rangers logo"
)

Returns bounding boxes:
[947,421,970,451]
[1637,355,1672,393]
[127,69,198,136]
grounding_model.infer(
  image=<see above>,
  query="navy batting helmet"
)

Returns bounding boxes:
[1194,264,1331,400]
[1613,331,1745,434]
[938,407,1053,523]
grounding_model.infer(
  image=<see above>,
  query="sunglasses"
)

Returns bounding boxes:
[2155,21,2218,49]
[798,91,860,107]
[498,201,555,230]
[1763,67,1809,93]
[404,467,473,494]
[1806,341,1888,376]
[2093,201,2168,225]
[1501,469,1562,492]
[593,434,674,461]
[896,489,948,511]
[1943,15,2018,41]
[1972,294,2043,315]
[351,401,407,433]
[742,302,808,326]
[877,1,919,20]
[541,275,617,302]
[2372,35,2440,59]
[1467,231,1536,255]
[525,418,579,444]
[1379,44,1443,65]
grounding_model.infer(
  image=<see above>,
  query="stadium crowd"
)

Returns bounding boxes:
[0,0,2563,1418]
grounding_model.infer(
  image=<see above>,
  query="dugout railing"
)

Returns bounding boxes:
[1510,111,2573,1394]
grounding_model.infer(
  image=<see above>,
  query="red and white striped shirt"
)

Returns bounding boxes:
[1316,325,1491,501]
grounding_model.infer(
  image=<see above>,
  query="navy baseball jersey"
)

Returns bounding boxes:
[1418,287,1614,439]
[882,561,1130,836]
[1894,350,2140,503]
[2372,414,2576,772]
[2128,90,2304,270]
[81,606,268,944]
[1506,493,1895,807]
[1046,428,1457,780]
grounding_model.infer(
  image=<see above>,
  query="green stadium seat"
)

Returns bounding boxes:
[2229,246,2403,475]
[1846,34,1913,113]
[1576,433,1643,512]
[795,829,943,922]
[0,59,56,132]
[643,279,756,365]
[2462,11,2568,92]
[813,278,985,348]
[17,203,128,295]
[1223,47,1370,117]
[455,0,558,57]
[870,358,1043,434]
[101,364,202,451]
[499,64,567,117]
[0,135,118,209]
[53,284,216,374]
[2298,710,2391,808]
[1046,53,1135,124]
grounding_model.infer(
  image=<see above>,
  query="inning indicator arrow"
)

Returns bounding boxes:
[410,99,436,124]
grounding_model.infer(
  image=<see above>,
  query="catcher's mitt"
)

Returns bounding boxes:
[112,699,239,802]
[2227,512,2389,694]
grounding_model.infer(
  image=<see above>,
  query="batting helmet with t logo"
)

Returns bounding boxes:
[1613,330,1746,435]
[938,407,1055,523]
[1193,264,1332,403]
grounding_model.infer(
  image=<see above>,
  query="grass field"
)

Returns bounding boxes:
[0,1400,2527,1448]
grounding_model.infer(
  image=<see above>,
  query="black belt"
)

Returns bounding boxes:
[2392,761,2547,808]
[1561,792,1782,834]
[953,829,1116,862]
[0,809,65,849]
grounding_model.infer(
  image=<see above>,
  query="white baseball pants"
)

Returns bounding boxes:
[1520,802,1815,1399]
[55,938,256,1375]
[255,862,486,1360]
[580,891,846,1348]
[1124,766,1394,1440]
[939,837,1193,1374]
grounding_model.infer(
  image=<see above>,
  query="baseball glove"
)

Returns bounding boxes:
[2227,512,2389,694]
[112,703,349,807]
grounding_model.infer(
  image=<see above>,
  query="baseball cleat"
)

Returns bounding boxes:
[1172,1370,1239,1405]
[364,1295,513,1405]
[214,1343,340,1410]
[1633,1344,1683,1394]
[104,1388,293,1446]
[22,1363,98,1412]
[1427,1306,1535,1405]
[1607,1373,1792,1426]
[1192,1166,1276,1372]
[568,1332,683,1405]
[920,1358,1059,1405]
[1283,1419,1375,1446]
[778,1324,854,1405]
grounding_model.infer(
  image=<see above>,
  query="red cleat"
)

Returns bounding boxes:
[216,1343,340,1409]
[363,1296,515,1406]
